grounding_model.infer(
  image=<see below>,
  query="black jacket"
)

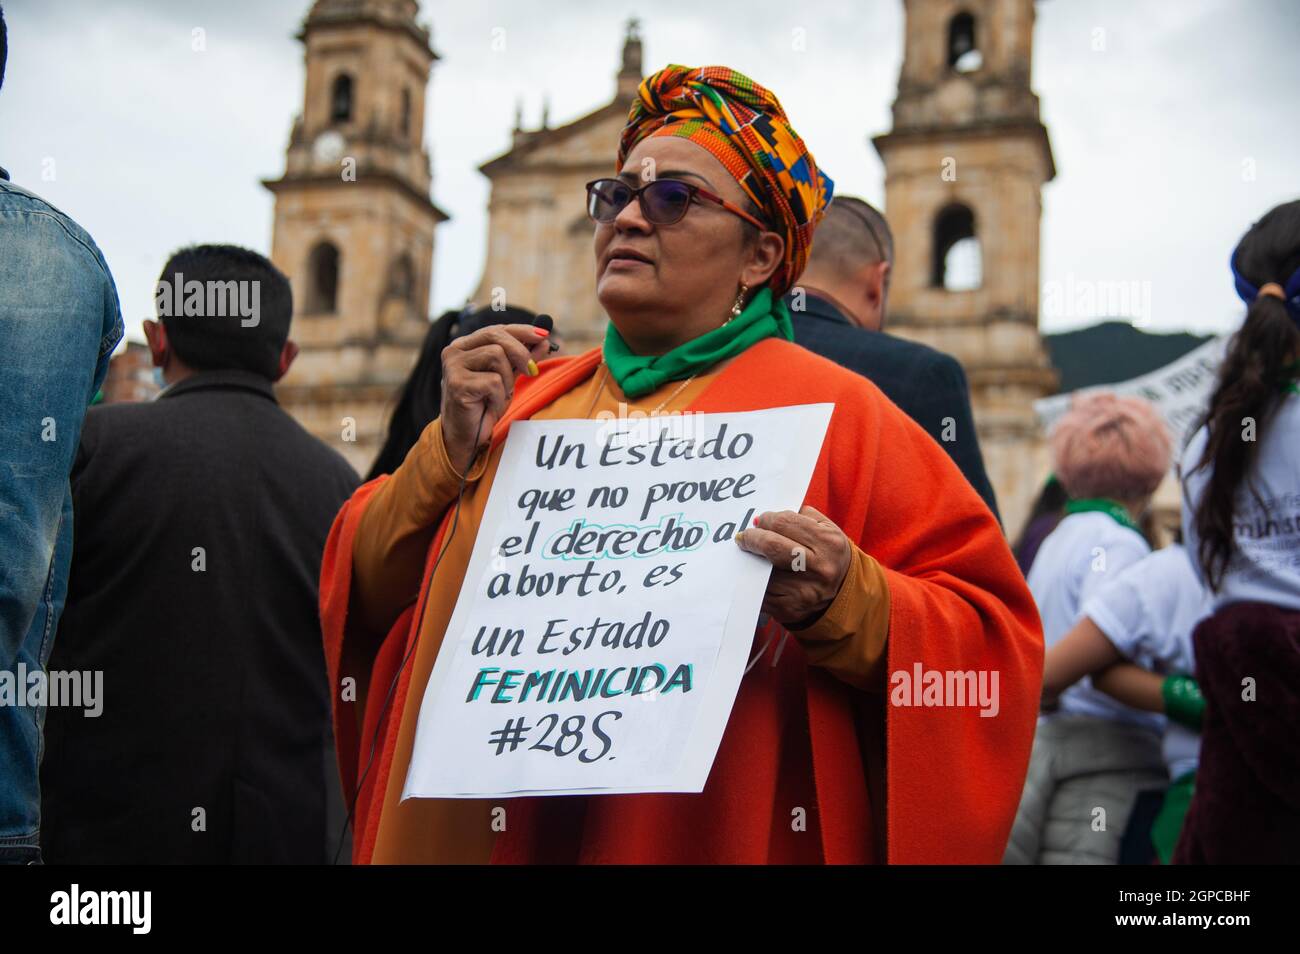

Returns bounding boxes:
[41,371,359,864]
[788,292,1000,520]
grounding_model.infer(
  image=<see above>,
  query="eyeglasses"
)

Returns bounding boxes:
[585,177,769,231]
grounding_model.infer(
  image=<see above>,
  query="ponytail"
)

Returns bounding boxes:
[1189,201,1300,590]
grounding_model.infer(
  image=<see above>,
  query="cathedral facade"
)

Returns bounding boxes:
[467,23,645,353]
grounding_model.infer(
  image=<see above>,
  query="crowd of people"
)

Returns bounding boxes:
[2,4,1296,865]
[1004,200,1300,864]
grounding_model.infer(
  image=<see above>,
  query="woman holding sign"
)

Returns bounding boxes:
[320,65,1044,864]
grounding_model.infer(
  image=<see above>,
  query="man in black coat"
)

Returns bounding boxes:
[41,245,359,864]
[786,197,999,520]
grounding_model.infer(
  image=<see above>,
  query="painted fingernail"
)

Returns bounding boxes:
[534,328,550,337]
[526,359,539,377]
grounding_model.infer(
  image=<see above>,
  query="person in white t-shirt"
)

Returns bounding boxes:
[1174,200,1300,864]
[1004,392,1173,865]
[1038,543,1212,863]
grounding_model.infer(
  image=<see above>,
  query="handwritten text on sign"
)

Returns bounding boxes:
[403,404,833,798]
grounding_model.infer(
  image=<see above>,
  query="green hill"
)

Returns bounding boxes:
[1044,321,1214,394]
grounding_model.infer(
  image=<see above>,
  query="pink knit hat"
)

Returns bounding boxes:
[1050,392,1173,501]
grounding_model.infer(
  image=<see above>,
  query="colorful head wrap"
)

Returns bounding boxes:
[617,64,834,297]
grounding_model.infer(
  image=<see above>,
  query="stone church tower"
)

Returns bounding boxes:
[873,0,1058,535]
[264,0,447,474]
[469,20,646,352]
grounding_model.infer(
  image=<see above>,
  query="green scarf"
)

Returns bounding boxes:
[603,285,793,399]
[1282,360,1300,396]
[1064,497,1142,534]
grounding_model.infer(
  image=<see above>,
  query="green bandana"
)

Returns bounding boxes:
[1064,497,1142,534]
[1161,673,1205,731]
[602,285,793,399]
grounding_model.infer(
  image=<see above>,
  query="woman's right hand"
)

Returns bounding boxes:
[440,323,551,475]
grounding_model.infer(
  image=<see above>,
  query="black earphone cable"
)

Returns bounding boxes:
[331,403,488,865]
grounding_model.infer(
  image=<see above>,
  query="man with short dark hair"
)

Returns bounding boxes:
[143,243,299,382]
[40,245,359,864]
[786,196,999,518]
[0,2,125,865]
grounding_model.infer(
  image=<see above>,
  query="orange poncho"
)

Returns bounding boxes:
[321,339,1043,863]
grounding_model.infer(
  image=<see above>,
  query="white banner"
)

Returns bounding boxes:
[403,403,833,799]
[1034,336,1227,449]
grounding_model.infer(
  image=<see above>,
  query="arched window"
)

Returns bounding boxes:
[379,254,418,332]
[947,12,982,73]
[330,73,354,124]
[306,241,340,313]
[932,204,982,291]
[399,88,412,139]
[387,254,414,302]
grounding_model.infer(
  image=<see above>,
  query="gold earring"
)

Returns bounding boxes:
[729,283,749,322]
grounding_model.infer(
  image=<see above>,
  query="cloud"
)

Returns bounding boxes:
[3,0,1296,346]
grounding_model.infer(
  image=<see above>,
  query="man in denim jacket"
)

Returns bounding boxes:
[0,5,124,864]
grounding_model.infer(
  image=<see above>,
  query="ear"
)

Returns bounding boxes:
[142,320,167,367]
[876,260,892,328]
[274,339,299,382]
[863,260,890,306]
[742,231,785,290]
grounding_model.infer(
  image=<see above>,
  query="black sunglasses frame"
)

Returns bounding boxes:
[585,177,770,231]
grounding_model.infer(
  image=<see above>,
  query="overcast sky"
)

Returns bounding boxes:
[2,0,1297,347]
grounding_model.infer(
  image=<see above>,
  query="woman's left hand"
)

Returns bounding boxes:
[735,505,853,627]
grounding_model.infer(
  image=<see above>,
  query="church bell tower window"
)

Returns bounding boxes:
[933,203,982,291]
[388,254,414,302]
[947,12,982,73]
[330,74,354,124]
[306,241,340,314]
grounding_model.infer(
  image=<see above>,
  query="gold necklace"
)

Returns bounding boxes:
[582,363,698,418]
[649,373,700,414]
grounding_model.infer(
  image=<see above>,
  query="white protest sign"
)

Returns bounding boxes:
[402,403,833,799]
[1034,335,1227,451]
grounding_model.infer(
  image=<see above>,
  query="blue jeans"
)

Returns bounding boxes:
[0,173,122,863]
